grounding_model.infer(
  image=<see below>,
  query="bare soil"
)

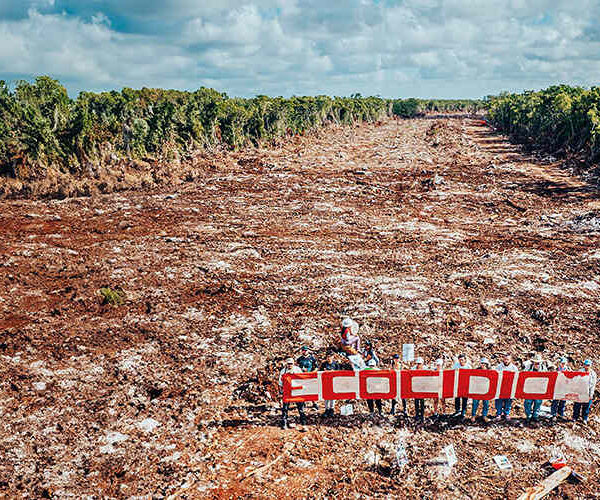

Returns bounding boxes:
[1,118,599,499]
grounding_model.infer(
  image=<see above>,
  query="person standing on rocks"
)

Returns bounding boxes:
[471,357,491,422]
[523,355,545,423]
[320,352,341,418]
[390,354,407,416]
[413,357,426,421]
[279,358,306,429]
[550,356,569,420]
[494,353,518,420]
[339,317,366,370]
[453,354,471,418]
[573,359,597,425]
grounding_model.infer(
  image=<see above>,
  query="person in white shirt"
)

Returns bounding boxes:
[453,353,472,418]
[573,359,597,424]
[279,358,306,429]
[523,355,545,423]
[494,353,518,420]
[550,356,569,419]
[471,357,491,421]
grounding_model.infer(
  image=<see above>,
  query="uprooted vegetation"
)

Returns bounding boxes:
[0,116,599,498]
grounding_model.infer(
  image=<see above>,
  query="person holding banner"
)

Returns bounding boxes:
[471,357,491,422]
[573,359,597,424]
[523,355,545,423]
[413,357,426,421]
[320,352,341,418]
[433,358,447,418]
[279,358,306,429]
[453,354,472,418]
[390,354,407,416]
[495,354,518,420]
[550,356,569,420]
[363,342,383,414]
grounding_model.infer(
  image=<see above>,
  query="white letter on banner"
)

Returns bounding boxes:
[366,377,391,394]
[468,376,491,396]
[554,373,590,402]
[291,377,319,399]
[522,377,549,395]
[332,375,360,395]
[412,375,439,393]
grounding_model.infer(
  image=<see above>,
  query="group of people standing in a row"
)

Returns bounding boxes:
[277,318,597,429]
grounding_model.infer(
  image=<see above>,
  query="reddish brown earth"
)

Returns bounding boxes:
[1,118,599,499]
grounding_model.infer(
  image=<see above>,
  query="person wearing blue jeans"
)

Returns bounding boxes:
[472,357,491,421]
[573,359,597,424]
[495,354,518,420]
[453,354,472,418]
[524,399,543,421]
[472,399,490,419]
[523,356,545,422]
[572,400,593,422]
[551,357,569,420]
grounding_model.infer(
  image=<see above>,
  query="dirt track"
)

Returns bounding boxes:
[1,118,599,498]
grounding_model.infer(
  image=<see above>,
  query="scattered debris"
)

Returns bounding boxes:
[340,404,354,416]
[1,118,599,498]
[517,466,572,500]
[493,455,513,470]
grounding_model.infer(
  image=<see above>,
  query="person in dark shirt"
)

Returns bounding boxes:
[297,346,317,372]
[320,352,341,417]
[363,341,383,415]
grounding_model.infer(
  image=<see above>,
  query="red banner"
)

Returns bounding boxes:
[282,369,590,403]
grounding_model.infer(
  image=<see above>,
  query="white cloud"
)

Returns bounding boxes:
[0,1,599,98]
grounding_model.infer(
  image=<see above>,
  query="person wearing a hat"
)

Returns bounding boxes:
[339,317,361,353]
[339,317,366,370]
[471,357,491,422]
[452,354,472,418]
[432,358,447,418]
[550,356,569,420]
[390,354,407,416]
[297,346,317,373]
[573,359,597,424]
[495,353,518,420]
[278,357,306,429]
[413,357,426,421]
[320,352,341,418]
[523,355,545,423]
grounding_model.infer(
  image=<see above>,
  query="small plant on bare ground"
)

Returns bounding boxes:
[99,287,125,306]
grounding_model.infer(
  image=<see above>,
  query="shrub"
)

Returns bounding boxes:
[99,287,125,306]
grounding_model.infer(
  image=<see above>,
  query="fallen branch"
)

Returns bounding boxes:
[241,442,295,481]
[517,466,572,500]
[503,197,527,212]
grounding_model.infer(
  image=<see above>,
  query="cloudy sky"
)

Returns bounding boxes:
[0,0,599,98]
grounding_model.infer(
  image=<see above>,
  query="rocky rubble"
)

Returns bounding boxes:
[0,118,599,498]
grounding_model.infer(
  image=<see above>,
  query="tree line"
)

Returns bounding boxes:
[486,85,600,163]
[0,76,484,185]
